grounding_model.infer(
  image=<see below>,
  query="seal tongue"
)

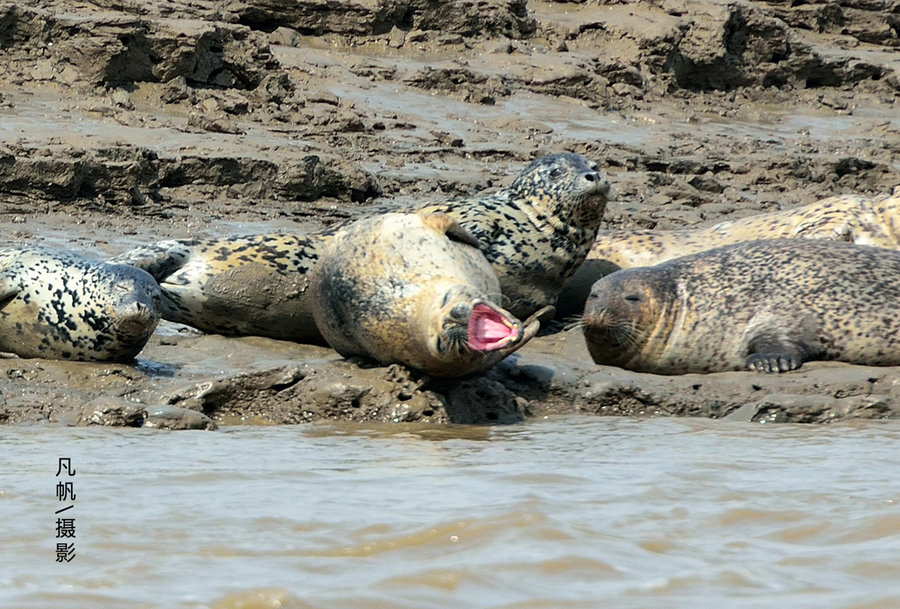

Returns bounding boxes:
[467,302,520,352]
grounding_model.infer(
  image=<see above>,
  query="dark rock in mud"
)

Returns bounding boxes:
[0,5,278,88]
[0,144,379,207]
[229,0,536,39]
[164,363,450,425]
[143,406,219,430]
[82,397,147,427]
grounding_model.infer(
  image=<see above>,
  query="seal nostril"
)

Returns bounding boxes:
[584,174,595,182]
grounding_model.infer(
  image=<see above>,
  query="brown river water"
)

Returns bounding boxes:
[3,417,899,609]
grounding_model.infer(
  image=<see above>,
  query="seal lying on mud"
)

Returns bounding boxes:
[559,192,900,318]
[112,152,608,341]
[109,234,328,342]
[310,212,550,377]
[422,152,611,319]
[0,246,161,361]
[582,239,900,374]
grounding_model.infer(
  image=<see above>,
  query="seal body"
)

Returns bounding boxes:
[559,192,900,318]
[582,239,900,374]
[310,212,548,377]
[420,152,610,319]
[0,247,161,361]
[109,234,327,341]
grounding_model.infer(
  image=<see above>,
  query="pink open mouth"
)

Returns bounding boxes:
[467,302,521,352]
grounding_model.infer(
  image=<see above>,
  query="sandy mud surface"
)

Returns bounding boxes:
[0,0,898,427]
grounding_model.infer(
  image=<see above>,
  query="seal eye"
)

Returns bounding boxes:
[549,167,564,178]
[624,294,642,303]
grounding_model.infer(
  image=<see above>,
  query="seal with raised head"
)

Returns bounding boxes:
[109,233,328,341]
[310,212,550,377]
[559,191,900,318]
[582,239,900,374]
[0,246,161,361]
[421,152,611,319]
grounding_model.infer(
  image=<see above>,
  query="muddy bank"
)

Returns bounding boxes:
[0,0,898,426]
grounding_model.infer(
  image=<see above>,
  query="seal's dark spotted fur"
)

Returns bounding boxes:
[583,239,900,374]
[0,246,161,361]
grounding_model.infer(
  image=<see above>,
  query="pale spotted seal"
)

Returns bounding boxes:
[559,191,900,318]
[109,234,328,342]
[582,239,900,374]
[111,152,608,341]
[0,246,161,361]
[310,212,550,377]
[422,152,611,319]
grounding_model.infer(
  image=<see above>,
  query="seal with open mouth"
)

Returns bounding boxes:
[310,212,549,377]
[0,246,161,361]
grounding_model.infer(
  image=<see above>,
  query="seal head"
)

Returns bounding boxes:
[508,152,611,236]
[582,268,677,372]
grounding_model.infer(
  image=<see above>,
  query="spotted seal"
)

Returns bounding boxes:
[310,212,550,377]
[109,234,328,342]
[559,191,900,318]
[0,246,161,361]
[111,152,608,341]
[582,239,900,374]
[422,152,610,319]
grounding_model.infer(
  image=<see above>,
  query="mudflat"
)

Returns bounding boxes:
[1,0,898,426]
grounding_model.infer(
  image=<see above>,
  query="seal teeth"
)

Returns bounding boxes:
[467,302,521,352]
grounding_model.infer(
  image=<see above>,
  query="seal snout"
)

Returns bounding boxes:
[467,301,521,352]
[580,168,611,198]
[115,299,160,337]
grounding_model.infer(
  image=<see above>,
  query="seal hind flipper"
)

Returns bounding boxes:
[419,212,481,249]
[0,275,20,307]
[108,241,194,283]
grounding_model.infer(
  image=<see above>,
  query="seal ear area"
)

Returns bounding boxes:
[418,212,481,250]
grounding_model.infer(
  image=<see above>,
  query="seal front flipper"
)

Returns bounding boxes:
[419,212,481,249]
[744,334,814,373]
[746,352,804,373]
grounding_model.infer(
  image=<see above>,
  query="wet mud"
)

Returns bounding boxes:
[1,0,898,426]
